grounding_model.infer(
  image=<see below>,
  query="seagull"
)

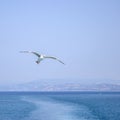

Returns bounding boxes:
[20,51,65,65]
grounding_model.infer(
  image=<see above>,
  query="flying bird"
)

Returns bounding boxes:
[20,51,65,65]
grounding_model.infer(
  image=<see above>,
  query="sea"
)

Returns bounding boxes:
[0,92,120,120]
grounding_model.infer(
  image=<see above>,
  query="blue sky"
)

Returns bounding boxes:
[0,0,120,85]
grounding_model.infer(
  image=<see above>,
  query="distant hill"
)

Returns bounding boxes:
[1,80,120,91]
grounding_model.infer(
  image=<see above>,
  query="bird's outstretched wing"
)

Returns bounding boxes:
[20,51,40,57]
[44,56,65,65]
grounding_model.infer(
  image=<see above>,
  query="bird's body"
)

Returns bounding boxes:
[20,51,65,65]
[36,55,44,64]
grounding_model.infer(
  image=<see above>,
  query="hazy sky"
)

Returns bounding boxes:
[0,0,120,85]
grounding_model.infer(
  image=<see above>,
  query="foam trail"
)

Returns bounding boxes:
[22,96,98,120]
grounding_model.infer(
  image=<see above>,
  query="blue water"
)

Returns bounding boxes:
[0,92,120,120]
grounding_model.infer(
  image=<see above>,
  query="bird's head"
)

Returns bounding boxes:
[36,61,39,64]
